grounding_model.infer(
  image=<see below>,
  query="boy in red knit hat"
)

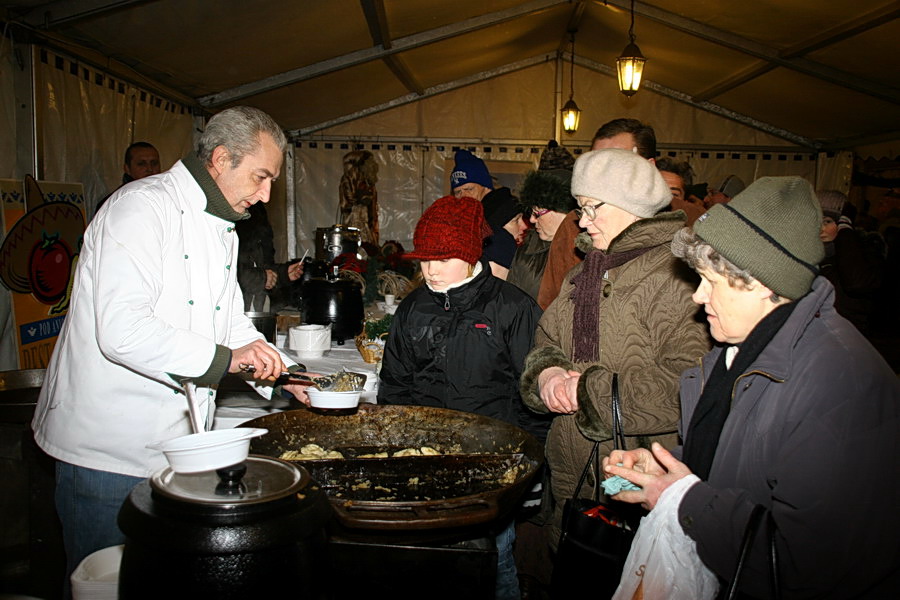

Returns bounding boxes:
[378,195,547,600]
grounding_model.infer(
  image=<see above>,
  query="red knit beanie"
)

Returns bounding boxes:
[405,196,490,264]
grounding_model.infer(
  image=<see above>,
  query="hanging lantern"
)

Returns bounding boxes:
[616,0,646,97]
[561,97,581,134]
[561,31,581,134]
[616,40,645,97]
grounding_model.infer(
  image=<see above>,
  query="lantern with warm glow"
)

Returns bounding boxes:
[561,31,581,134]
[616,0,646,97]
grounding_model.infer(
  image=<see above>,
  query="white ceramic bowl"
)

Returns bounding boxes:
[307,389,361,410]
[147,428,268,473]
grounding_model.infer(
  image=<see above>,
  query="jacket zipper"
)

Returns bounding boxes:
[443,293,450,311]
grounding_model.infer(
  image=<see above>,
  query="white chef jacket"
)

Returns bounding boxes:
[33,160,287,478]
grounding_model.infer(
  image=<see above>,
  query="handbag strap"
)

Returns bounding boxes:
[571,373,628,502]
[724,505,781,600]
[611,373,627,451]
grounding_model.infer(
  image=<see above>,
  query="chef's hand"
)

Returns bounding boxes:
[538,366,581,413]
[603,443,693,511]
[264,269,278,290]
[282,383,311,406]
[230,340,285,380]
[287,261,304,281]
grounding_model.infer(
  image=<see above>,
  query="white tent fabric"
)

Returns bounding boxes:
[36,48,194,215]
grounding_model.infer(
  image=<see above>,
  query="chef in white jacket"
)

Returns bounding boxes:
[33,106,307,586]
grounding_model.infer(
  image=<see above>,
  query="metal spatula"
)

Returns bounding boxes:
[238,364,367,391]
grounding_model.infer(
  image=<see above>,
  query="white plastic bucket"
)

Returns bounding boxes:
[71,544,123,600]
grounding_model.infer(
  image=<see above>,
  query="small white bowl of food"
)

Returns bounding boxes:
[148,428,268,473]
[306,389,361,414]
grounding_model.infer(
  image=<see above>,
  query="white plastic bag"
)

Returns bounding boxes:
[612,474,719,600]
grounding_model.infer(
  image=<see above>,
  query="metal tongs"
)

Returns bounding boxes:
[238,364,367,391]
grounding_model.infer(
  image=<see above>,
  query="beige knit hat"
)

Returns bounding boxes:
[693,176,825,299]
[570,149,671,218]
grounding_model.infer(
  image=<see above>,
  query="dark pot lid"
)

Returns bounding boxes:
[150,455,308,506]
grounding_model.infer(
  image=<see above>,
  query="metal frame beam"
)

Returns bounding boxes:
[199,0,569,107]
[20,0,153,29]
[599,0,900,106]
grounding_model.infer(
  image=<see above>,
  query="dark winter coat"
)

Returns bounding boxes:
[235,203,288,311]
[507,229,550,301]
[378,260,550,442]
[677,277,900,599]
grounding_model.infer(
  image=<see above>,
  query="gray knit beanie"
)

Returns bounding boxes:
[693,176,825,299]
[570,149,670,218]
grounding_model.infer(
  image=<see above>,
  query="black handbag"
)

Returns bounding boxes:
[551,373,636,599]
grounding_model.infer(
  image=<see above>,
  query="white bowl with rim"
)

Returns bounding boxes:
[147,428,268,473]
[306,389,361,410]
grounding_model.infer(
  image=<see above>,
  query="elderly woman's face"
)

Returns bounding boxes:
[529,207,568,241]
[692,268,775,344]
[576,196,639,250]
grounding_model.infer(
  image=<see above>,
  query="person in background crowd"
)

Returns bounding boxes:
[703,174,745,208]
[519,149,709,562]
[94,141,161,215]
[122,141,161,184]
[450,149,525,279]
[33,107,311,592]
[816,189,883,336]
[235,202,303,312]
[378,195,544,600]
[605,176,900,599]
[656,157,705,226]
[508,141,578,305]
[590,118,657,161]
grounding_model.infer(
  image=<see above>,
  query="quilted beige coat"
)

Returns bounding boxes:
[520,211,710,548]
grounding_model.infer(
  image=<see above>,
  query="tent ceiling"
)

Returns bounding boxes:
[4,0,899,150]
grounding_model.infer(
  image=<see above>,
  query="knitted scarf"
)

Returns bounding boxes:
[182,154,249,223]
[570,245,655,362]
[682,301,797,480]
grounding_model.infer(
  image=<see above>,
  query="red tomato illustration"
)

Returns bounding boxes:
[28,235,73,304]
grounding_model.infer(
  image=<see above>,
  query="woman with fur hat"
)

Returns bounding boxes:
[378,195,546,600]
[518,149,710,578]
[508,142,578,305]
[604,177,899,598]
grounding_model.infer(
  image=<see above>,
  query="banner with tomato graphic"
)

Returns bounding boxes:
[0,176,86,369]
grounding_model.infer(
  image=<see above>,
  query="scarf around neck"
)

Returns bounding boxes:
[569,245,655,362]
[182,154,249,223]
[682,300,798,480]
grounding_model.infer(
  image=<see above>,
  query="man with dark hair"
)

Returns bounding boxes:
[122,141,161,184]
[656,157,705,225]
[590,117,657,162]
[95,141,162,215]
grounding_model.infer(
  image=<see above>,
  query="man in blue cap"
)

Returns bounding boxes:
[450,150,526,279]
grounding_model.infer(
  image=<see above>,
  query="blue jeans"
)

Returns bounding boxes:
[495,519,521,600]
[55,461,143,598]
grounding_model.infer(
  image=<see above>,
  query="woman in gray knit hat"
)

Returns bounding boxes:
[519,148,710,597]
[604,176,900,598]
[506,143,577,304]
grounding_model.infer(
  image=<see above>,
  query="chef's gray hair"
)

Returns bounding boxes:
[197,106,287,168]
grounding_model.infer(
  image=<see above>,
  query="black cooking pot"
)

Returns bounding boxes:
[118,456,332,599]
[301,276,363,344]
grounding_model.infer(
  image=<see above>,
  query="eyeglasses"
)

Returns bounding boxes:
[575,202,606,220]
[531,208,551,219]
